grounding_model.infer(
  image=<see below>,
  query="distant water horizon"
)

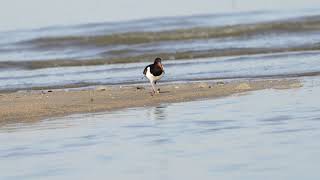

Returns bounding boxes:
[1,0,320,32]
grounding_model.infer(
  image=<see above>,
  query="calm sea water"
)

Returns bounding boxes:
[0,9,320,91]
[0,77,320,180]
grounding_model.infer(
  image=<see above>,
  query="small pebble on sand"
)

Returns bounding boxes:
[236,83,251,90]
[290,83,303,88]
[198,83,209,88]
[96,86,107,91]
[216,81,225,86]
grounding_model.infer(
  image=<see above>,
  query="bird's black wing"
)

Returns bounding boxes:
[143,65,150,75]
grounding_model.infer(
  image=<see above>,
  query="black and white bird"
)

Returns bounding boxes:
[143,57,165,95]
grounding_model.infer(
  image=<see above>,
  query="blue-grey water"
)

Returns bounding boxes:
[1,77,320,180]
[1,9,320,92]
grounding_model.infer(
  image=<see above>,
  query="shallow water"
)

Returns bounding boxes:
[1,77,320,180]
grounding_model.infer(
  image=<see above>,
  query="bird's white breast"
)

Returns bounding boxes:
[145,67,164,82]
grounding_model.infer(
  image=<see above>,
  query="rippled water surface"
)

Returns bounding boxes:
[1,9,320,92]
[1,77,320,180]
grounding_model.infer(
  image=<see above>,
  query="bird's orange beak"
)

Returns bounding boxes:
[156,62,164,71]
[159,63,164,71]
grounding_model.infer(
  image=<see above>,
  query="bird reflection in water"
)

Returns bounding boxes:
[148,105,167,121]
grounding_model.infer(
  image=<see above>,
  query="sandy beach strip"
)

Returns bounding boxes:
[0,79,302,125]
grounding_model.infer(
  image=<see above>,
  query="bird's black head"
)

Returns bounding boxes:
[154,57,164,71]
[154,57,162,64]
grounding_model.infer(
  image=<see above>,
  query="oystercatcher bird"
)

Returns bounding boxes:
[143,57,165,95]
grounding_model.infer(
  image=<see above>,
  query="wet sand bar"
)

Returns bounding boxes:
[0,79,302,124]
